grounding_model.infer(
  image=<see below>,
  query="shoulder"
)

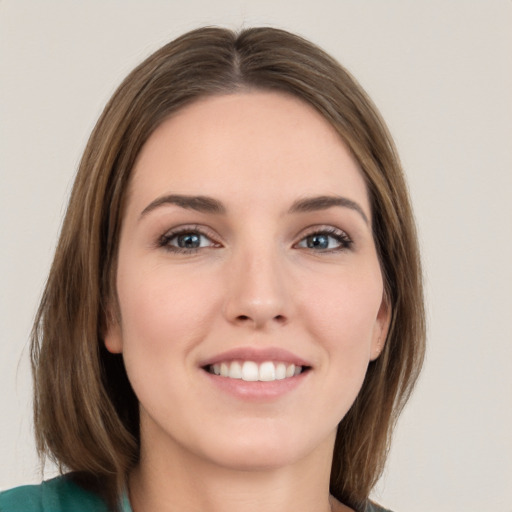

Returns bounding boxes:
[364,501,394,512]
[0,475,110,512]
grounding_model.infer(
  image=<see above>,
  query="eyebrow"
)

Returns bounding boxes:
[140,194,226,218]
[288,195,369,225]
[139,193,368,224]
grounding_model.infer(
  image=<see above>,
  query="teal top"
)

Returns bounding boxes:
[0,475,132,512]
[0,475,391,512]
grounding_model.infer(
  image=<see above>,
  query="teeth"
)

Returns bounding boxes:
[242,361,259,381]
[228,361,243,379]
[208,360,304,382]
[285,364,295,378]
[275,362,287,380]
[259,361,275,381]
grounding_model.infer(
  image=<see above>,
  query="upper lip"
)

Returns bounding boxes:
[199,347,312,368]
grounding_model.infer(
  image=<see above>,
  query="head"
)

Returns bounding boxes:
[31,26,425,509]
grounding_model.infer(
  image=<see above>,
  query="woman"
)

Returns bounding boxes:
[0,27,425,512]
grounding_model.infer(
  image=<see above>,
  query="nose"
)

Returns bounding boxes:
[223,245,290,330]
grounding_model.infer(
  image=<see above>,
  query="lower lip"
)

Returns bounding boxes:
[201,369,309,400]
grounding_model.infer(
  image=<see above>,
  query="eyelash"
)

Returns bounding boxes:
[296,227,353,252]
[158,225,220,254]
[158,225,353,254]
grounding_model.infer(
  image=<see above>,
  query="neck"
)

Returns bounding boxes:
[128,426,350,512]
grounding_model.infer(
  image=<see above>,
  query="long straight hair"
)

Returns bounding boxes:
[31,26,425,511]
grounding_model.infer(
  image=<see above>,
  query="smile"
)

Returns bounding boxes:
[206,360,305,382]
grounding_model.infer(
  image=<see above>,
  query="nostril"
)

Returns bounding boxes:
[235,314,286,324]
[232,311,288,326]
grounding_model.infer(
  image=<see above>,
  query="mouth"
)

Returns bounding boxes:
[203,360,310,382]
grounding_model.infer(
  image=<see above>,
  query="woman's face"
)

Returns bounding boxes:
[105,91,389,471]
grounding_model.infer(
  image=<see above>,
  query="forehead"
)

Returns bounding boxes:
[128,91,370,216]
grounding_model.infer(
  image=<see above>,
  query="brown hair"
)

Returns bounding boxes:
[31,26,425,510]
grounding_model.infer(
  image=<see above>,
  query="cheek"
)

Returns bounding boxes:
[299,270,383,360]
[116,260,220,357]
[115,261,223,415]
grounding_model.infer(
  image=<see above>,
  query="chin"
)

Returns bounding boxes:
[192,426,335,472]
[205,446,304,472]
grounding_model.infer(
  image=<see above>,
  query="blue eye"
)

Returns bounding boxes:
[174,233,204,249]
[296,229,352,251]
[160,229,217,253]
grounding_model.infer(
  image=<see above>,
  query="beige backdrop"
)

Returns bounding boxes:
[1,1,511,510]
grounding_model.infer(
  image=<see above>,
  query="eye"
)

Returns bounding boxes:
[159,227,220,253]
[295,228,352,252]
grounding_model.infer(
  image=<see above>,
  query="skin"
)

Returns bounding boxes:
[105,91,390,512]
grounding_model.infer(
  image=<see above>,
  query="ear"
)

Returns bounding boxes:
[103,308,123,354]
[370,292,391,361]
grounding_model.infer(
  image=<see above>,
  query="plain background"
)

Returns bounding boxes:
[1,1,511,511]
